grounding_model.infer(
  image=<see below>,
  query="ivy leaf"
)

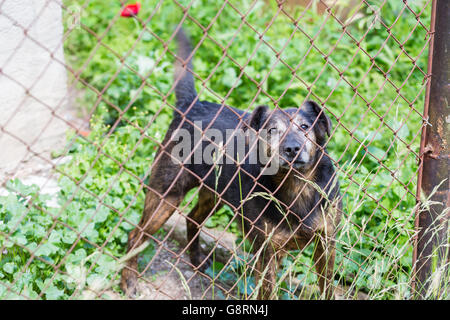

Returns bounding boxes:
[44,284,65,300]
[35,242,59,257]
[3,262,15,274]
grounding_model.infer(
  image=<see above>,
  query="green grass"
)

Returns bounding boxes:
[0,0,446,300]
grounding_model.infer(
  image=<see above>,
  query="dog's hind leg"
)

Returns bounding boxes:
[120,190,184,297]
[120,155,197,297]
[186,189,223,271]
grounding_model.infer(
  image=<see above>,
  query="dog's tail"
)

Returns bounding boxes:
[174,29,197,109]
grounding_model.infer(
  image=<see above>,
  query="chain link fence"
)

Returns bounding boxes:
[0,0,447,300]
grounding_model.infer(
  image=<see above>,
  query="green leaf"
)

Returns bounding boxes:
[62,229,77,244]
[3,263,15,274]
[35,242,59,257]
[12,233,27,246]
[367,146,386,161]
[48,230,62,244]
[93,206,110,223]
[222,67,242,88]
[44,284,65,300]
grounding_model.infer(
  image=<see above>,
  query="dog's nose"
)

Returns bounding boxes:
[284,144,301,158]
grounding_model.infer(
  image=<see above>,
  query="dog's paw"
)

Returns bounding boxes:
[190,252,214,273]
[120,270,138,299]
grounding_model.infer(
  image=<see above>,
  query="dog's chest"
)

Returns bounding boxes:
[276,177,316,216]
[262,176,326,244]
[261,220,310,251]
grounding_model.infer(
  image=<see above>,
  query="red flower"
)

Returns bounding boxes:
[120,2,141,17]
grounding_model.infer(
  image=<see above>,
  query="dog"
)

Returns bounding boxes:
[120,29,342,299]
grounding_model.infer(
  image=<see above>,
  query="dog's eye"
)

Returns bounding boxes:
[300,124,309,130]
[268,128,278,134]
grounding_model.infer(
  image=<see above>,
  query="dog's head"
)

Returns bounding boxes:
[248,100,332,172]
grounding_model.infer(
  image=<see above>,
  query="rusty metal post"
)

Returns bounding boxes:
[412,0,449,299]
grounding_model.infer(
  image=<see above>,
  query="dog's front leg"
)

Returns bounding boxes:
[252,242,278,300]
[312,232,336,299]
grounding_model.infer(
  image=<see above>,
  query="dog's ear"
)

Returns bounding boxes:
[248,105,269,132]
[302,100,332,137]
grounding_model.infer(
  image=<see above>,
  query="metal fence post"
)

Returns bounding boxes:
[413,0,449,299]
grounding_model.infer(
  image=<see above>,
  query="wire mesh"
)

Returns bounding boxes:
[0,0,444,300]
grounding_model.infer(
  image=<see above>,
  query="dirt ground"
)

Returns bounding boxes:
[101,212,368,300]
[118,213,242,300]
[136,240,235,300]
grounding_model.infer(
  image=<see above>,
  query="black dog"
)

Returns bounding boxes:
[120,29,342,299]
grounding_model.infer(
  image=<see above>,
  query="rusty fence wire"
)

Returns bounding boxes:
[0,0,447,300]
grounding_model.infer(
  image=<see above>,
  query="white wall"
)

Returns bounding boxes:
[0,0,69,177]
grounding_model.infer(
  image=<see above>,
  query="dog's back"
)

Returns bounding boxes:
[171,29,340,230]
[171,30,261,208]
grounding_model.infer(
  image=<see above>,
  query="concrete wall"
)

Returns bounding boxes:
[0,0,69,178]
